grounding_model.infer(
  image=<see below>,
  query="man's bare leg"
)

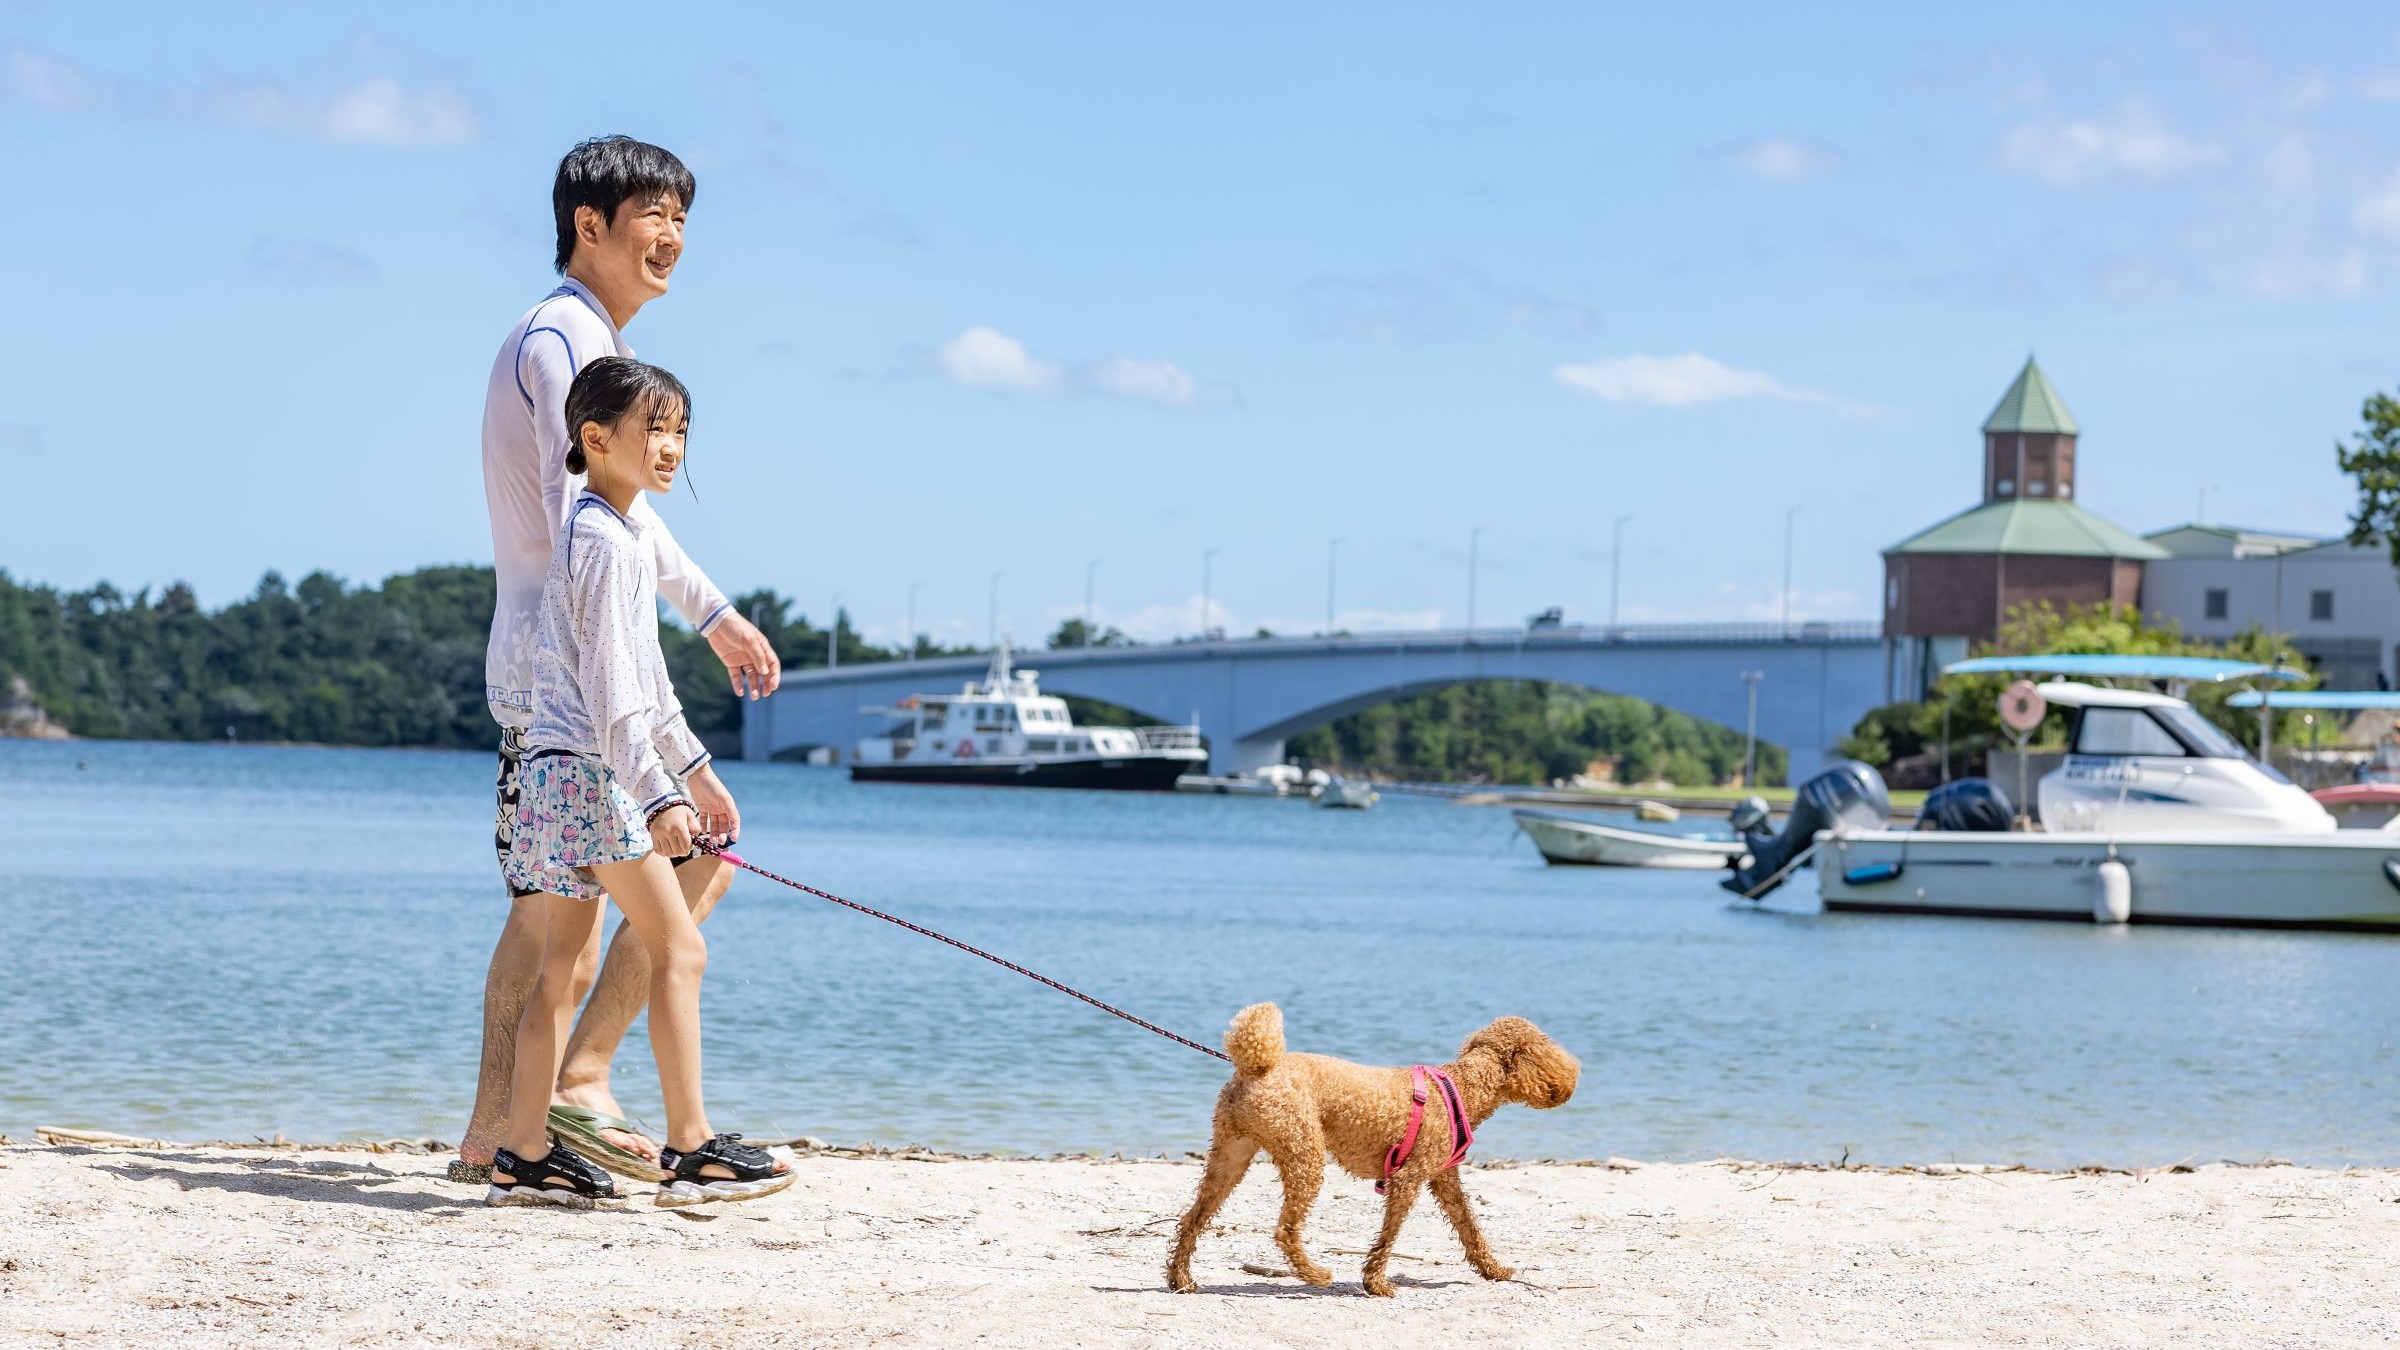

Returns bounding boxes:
[551,856,733,1160]
[458,894,604,1169]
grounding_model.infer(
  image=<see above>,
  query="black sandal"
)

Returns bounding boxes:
[656,1134,794,1209]
[486,1143,625,1210]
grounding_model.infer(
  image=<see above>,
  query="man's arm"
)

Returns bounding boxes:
[631,498,781,701]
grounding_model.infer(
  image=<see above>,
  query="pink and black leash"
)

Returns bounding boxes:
[700,843,1231,1064]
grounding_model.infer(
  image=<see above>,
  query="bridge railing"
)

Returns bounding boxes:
[1151,621,1883,651]
[768,621,1885,685]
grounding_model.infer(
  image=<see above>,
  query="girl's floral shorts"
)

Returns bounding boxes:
[500,752,651,901]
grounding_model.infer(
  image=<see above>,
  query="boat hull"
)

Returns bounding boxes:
[1513,810,1745,870]
[1819,830,2400,931]
[850,755,1197,791]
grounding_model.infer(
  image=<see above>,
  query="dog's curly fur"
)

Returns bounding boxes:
[1166,1002,1579,1297]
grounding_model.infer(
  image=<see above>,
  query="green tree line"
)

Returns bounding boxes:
[1287,681,1783,787]
[0,565,926,748]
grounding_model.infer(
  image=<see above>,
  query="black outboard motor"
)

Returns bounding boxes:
[1915,777,2013,833]
[1722,760,1891,899]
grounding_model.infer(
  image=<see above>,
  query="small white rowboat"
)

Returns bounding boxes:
[1512,809,1746,870]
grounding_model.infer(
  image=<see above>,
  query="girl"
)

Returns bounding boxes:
[491,355,790,1209]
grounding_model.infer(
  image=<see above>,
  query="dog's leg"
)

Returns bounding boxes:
[1430,1169,1513,1282]
[1264,1136,1333,1287]
[1360,1176,1425,1297]
[1167,1134,1257,1293]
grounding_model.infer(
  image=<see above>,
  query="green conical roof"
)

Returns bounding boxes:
[1884,499,2165,559]
[1982,356,2078,435]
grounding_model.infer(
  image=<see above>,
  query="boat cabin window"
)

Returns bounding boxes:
[2072,704,2247,759]
[2152,704,2247,760]
[2072,707,2190,757]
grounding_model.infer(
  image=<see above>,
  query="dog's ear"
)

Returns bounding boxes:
[1459,1015,1543,1065]
[1463,1017,1580,1109]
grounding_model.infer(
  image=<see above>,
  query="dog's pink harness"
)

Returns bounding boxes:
[1378,1065,1473,1195]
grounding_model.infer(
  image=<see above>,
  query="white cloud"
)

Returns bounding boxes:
[1,44,482,147]
[179,74,480,145]
[1722,138,1842,182]
[843,212,928,249]
[1999,97,2214,185]
[247,237,377,288]
[1086,357,1197,407]
[1553,352,1854,411]
[2355,171,2400,241]
[319,77,478,146]
[935,327,1212,406]
[938,326,1062,393]
[1297,262,1597,343]
[0,45,114,110]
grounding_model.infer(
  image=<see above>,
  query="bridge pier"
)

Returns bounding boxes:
[1218,733,1286,777]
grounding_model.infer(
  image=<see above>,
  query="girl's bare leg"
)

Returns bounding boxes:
[586,851,713,1152]
[498,894,605,1170]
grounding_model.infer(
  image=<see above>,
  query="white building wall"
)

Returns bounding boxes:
[2143,540,2400,688]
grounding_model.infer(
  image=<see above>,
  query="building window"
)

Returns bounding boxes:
[2027,479,2049,496]
[2311,589,2334,622]
[2204,588,2228,620]
[1997,478,2015,497]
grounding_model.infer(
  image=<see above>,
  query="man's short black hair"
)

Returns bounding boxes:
[552,136,697,274]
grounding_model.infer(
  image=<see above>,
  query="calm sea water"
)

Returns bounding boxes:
[3,738,2395,1166]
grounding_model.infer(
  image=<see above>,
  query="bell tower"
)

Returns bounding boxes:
[1981,355,2079,503]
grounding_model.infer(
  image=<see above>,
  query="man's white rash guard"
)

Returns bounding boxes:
[480,277,733,729]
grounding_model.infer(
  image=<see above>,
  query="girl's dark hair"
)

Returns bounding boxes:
[552,136,697,274]
[563,357,691,475]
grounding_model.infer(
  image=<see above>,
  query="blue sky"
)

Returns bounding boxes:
[5,3,2397,645]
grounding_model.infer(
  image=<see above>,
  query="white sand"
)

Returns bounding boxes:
[0,1141,2392,1348]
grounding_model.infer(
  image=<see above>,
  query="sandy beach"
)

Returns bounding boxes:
[0,1138,2390,1348]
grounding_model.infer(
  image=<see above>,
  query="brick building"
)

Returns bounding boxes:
[1882,358,2166,699]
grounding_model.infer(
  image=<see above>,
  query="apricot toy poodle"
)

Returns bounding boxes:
[1166,1002,1579,1297]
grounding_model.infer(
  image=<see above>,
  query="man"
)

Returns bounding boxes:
[455,135,783,1181]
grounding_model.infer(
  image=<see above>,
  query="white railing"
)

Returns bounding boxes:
[1135,725,1204,751]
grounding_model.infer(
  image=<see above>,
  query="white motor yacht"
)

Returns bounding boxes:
[1738,656,2400,931]
[852,645,1206,791]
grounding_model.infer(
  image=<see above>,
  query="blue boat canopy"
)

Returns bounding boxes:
[1940,654,2307,684]
[2226,689,2400,709]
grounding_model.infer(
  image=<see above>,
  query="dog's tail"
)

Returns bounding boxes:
[1224,1002,1284,1076]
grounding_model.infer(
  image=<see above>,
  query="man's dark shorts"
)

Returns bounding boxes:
[495,727,701,898]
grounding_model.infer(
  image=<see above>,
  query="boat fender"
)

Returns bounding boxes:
[1842,861,1903,886]
[2381,858,2400,894]
[2094,859,2132,925]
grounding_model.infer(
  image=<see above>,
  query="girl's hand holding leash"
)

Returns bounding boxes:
[686,763,741,846]
[649,803,699,857]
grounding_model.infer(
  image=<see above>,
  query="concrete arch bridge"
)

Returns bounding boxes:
[741,623,1885,784]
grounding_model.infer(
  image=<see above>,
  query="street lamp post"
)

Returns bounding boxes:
[827,593,841,670]
[1780,505,1804,635]
[1326,537,1343,636]
[906,581,920,662]
[1740,669,1764,787]
[1202,546,1220,639]
[988,571,1004,651]
[1610,514,1632,632]
[1468,525,1488,633]
[1084,559,1101,647]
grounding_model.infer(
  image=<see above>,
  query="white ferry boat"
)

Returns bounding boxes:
[851,646,1207,791]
